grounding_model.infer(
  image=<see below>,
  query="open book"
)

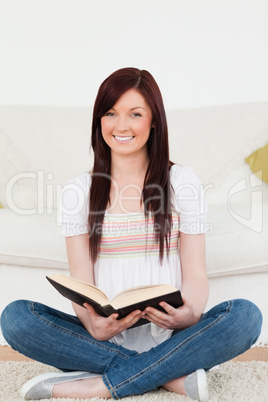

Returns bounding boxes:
[47,274,183,327]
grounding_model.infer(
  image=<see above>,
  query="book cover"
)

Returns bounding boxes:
[47,276,183,328]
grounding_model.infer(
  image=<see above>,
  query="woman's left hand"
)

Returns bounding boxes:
[144,297,202,330]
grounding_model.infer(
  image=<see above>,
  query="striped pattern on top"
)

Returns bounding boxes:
[98,211,180,259]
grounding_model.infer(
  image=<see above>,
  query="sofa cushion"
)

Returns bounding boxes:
[205,162,268,205]
[206,201,268,277]
[1,202,267,278]
[0,209,68,269]
[245,142,268,184]
[1,103,268,210]
[167,103,268,184]
[0,128,38,210]
[0,106,93,210]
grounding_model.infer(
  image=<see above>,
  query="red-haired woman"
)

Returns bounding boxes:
[1,68,262,401]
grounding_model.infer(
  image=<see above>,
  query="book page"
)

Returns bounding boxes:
[111,284,178,309]
[48,274,109,306]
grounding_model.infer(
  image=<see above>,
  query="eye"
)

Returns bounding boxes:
[105,112,116,117]
[131,113,142,117]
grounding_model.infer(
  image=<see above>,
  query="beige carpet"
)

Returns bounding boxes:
[0,360,268,402]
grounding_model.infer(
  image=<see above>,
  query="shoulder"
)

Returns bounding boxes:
[60,171,91,212]
[170,164,207,213]
[170,164,202,188]
[63,171,91,191]
[59,172,91,235]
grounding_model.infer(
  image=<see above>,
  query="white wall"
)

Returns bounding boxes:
[0,0,267,109]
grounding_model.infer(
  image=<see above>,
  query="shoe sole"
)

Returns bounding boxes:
[196,369,209,402]
[20,371,97,399]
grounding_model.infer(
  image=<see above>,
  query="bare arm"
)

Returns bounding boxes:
[65,234,95,329]
[65,234,145,340]
[180,232,209,318]
[144,232,209,329]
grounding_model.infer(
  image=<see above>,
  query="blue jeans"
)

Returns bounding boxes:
[1,299,262,399]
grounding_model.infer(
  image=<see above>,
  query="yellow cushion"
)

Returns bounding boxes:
[0,203,3,208]
[245,143,268,184]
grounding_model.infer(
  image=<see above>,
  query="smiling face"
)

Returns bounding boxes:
[101,89,153,160]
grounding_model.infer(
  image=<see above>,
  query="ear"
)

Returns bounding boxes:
[151,122,155,128]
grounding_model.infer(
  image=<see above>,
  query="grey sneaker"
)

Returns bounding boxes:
[184,369,208,402]
[20,371,102,400]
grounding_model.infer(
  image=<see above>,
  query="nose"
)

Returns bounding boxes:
[115,115,129,132]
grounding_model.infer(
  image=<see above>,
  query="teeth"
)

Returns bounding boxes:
[114,136,134,141]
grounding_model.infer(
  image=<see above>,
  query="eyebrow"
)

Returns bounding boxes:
[110,106,146,111]
[130,107,146,111]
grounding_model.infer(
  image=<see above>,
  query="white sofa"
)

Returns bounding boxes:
[0,103,267,345]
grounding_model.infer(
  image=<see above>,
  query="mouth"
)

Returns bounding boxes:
[113,135,135,144]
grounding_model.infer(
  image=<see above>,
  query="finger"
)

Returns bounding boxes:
[107,313,119,322]
[144,313,170,328]
[83,303,95,314]
[122,310,145,328]
[124,310,143,323]
[126,313,146,329]
[124,309,142,320]
[159,302,177,314]
[145,306,174,325]
[144,314,169,328]
[144,307,169,320]
[83,303,112,321]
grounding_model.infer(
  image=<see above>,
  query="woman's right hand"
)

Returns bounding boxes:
[82,303,146,341]
[65,235,145,340]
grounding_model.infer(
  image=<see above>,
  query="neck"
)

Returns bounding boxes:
[111,152,149,183]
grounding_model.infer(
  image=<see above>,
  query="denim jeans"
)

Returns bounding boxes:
[1,299,262,399]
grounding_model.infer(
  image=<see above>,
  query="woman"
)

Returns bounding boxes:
[1,68,262,401]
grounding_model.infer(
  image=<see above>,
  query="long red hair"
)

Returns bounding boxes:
[89,67,174,263]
